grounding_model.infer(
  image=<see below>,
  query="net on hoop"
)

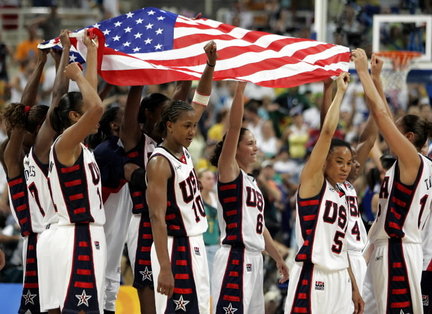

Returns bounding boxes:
[375,51,421,110]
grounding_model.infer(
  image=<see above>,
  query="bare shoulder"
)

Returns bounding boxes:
[147,155,172,179]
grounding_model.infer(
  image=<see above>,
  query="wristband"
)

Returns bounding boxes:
[192,91,210,107]
[206,61,215,67]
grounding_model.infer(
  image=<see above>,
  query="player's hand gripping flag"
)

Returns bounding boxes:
[38,7,350,88]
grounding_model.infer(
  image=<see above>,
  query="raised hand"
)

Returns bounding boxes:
[352,48,369,74]
[204,40,217,66]
[370,53,384,79]
[336,72,350,92]
[64,62,83,81]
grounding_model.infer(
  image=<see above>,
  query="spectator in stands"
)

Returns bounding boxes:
[14,26,41,69]
[31,3,61,41]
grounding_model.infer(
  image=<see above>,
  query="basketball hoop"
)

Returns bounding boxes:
[374,51,422,110]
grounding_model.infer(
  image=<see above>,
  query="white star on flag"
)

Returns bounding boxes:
[69,54,77,62]
[139,267,153,281]
[23,289,37,305]
[145,23,153,29]
[134,32,142,39]
[124,27,132,33]
[102,29,110,35]
[173,295,190,311]
[148,10,155,15]
[114,21,122,27]
[223,303,238,314]
[136,18,143,24]
[75,289,92,307]
[93,23,100,28]
[157,16,165,21]
[126,12,134,18]
[155,28,163,35]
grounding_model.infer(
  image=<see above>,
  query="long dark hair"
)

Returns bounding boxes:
[138,93,169,124]
[87,106,120,149]
[156,100,194,138]
[210,127,249,167]
[398,114,432,150]
[329,138,353,155]
[50,92,83,134]
[1,103,48,134]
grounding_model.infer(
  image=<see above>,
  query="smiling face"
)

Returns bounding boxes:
[235,129,258,167]
[166,109,196,148]
[324,146,353,185]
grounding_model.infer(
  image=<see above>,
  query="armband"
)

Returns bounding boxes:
[192,91,210,107]
[130,167,146,191]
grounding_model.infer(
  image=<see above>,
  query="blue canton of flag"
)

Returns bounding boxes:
[99,8,176,54]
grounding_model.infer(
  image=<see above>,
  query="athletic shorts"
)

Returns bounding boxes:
[151,234,209,314]
[284,262,352,314]
[363,239,423,314]
[211,245,264,314]
[55,224,106,314]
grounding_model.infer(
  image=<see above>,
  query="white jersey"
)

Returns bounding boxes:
[149,146,207,236]
[368,154,432,244]
[339,181,367,252]
[48,139,105,226]
[422,212,432,271]
[295,180,349,271]
[217,170,265,252]
[24,147,58,228]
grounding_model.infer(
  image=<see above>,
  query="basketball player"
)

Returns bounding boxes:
[1,48,49,314]
[209,82,289,314]
[284,73,364,314]
[47,34,106,313]
[27,30,71,314]
[353,48,432,314]
[320,55,387,303]
[146,41,217,314]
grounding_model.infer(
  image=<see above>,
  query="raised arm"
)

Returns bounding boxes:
[172,81,192,101]
[20,49,48,107]
[146,156,174,298]
[120,86,143,152]
[83,31,98,90]
[320,78,334,127]
[191,41,217,121]
[3,130,25,178]
[352,48,419,185]
[299,73,349,198]
[55,62,103,166]
[34,31,71,163]
[217,82,246,182]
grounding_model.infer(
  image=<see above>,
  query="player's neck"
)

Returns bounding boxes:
[161,140,184,158]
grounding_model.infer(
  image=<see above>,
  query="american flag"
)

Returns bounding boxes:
[39,7,351,88]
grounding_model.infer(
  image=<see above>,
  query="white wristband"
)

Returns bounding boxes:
[192,91,210,107]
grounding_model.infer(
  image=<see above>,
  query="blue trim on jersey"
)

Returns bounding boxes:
[215,247,245,314]
[63,224,100,313]
[386,238,413,313]
[290,262,314,314]
[31,148,49,177]
[133,212,154,289]
[165,237,199,313]
[8,175,33,236]
[384,158,423,238]
[53,148,94,224]
[149,152,189,237]
[19,233,43,314]
[218,173,245,248]
[295,183,326,263]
